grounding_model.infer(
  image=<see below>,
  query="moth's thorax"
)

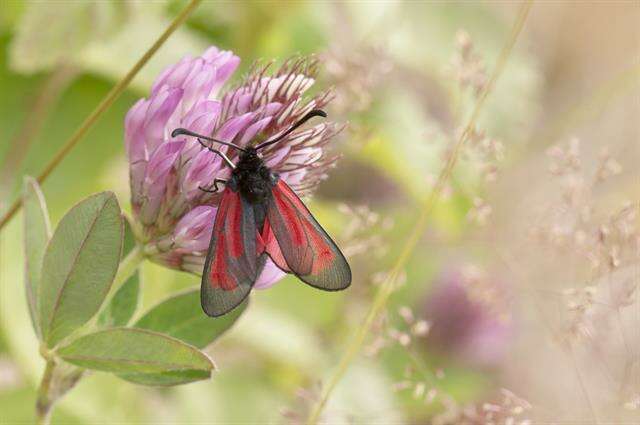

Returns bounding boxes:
[231,148,277,204]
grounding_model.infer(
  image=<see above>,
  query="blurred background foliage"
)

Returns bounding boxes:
[1,1,638,423]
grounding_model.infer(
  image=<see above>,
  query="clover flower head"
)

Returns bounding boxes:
[124,46,342,288]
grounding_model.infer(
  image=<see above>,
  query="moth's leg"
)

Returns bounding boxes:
[212,178,227,192]
[197,138,236,169]
[199,178,227,193]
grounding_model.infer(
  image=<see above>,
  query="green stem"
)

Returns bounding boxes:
[304,2,534,424]
[34,358,84,424]
[35,360,56,425]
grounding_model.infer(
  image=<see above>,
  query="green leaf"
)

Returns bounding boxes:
[96,271,140,328]
[57,328,215,375]
[39,192,123,347]
[118,369,211,387]
[23,176,51,339]
[134,288,248,348]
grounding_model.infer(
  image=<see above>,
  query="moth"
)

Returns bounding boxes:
[172,110,351,317]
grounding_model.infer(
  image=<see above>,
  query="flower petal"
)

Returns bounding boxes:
[215,112,256,142]
[254,259,287,289]
[173,205,216,252]
[124,99,151,162]
[143,87,183,154]
[139,141,184,224]
[181,63,217,114]
[182,149,223,200]
[239,116,272,146]
[151,56,196,94]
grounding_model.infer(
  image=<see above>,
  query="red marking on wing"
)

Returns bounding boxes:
[259,217,290,272]
[273,190,305,246]
[207,189,244,291]
[229,195,244,258]
[302,218,334,274]
[209,233,236,290]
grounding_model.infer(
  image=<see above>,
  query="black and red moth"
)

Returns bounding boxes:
[172,110,351,317]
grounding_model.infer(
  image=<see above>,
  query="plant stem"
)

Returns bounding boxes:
[35,360,56,425]
[0,0,203,233]
[304,2,534,424]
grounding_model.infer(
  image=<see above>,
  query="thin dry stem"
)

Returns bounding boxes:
[305,2,534,423]
[0,0,203,232]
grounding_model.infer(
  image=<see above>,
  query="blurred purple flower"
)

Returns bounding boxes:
[421,266,513,367]
[125,46,342,287]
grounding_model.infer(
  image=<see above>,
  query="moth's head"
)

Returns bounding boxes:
[236,147,263,172]
[240,146,259,159]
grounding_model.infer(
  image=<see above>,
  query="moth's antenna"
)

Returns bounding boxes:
[171,128,247,152]
[255,109,327,150]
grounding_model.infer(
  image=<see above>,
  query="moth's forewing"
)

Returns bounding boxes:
[201,188,260,317]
